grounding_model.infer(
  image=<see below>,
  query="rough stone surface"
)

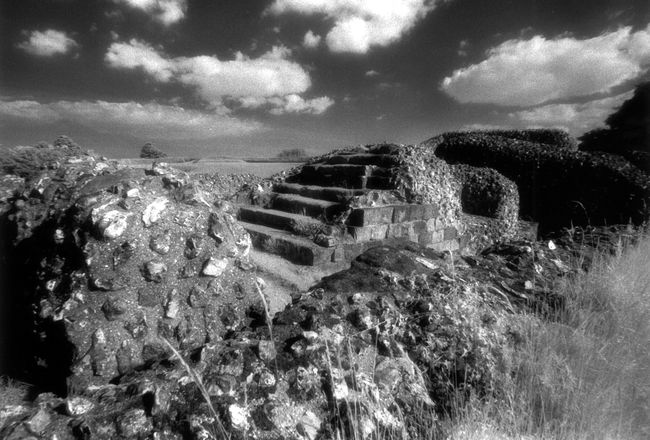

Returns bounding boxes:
[0,151,261,392]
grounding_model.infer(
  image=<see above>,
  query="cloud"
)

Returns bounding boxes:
[365,69,380,77]
[268,0,436,54]
[303,30,322,49]
[509,91,634,135]
[105,39,332,114]
[105,39,174,81]
[441,25,650,106]
[114,0,187,25]
[237,94,333,115]
[0,99,261,139]
[16,30,78,57]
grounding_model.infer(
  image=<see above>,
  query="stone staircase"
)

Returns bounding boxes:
[237,146,460,265]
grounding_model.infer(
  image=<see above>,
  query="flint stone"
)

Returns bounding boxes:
[142,261,167,283]
[101,296,127,320]
[66,397,94,416]
[202,257,228,277]
[184,235,203,259]
[149,231,172,255]
[116,409,153,438]
[96,210,131,239]
[142,197,168,227]
[125,311,148,339]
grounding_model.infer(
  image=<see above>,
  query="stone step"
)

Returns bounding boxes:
[321,154,400,167]
[270,193,345,219]
[301,164,385,177]
[290,173,392,189]
[368,144,402,155]
[273,182,368,202]
[238,206,335,236]
[239,222,335,266]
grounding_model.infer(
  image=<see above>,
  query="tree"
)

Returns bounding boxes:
[276,148,309,161]
[140,142,167,159]
[579,82,649,172]
[53,135,82,154]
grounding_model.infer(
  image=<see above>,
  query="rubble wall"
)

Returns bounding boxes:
[1,150,261,392]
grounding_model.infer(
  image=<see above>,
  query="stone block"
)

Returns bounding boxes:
[422,204,439,220]
[444,227,458,240]
[412,220,427,234]
[347,206,394,226]
[348,224,389,242]
[425,218,438,232]
[387,223,408,238]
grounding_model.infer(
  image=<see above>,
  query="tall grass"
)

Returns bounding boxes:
[447,233,650,439]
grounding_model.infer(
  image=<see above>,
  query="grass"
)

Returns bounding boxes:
[0,376,31,407]
[445,232,650,439]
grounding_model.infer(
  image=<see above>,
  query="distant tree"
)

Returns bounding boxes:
[33,141,51,149]
[276,148,309,161]
[140,142,167,159]
[579,82,649,172]
[580,82,650,154]
[53,135,82,154]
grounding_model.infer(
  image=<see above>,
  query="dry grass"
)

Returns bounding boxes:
[447,233,650,440]
[0,376,31,407]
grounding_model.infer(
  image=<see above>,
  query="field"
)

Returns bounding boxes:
[117,158,301,178]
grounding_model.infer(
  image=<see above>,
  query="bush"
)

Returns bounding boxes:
[276,148,309,161]
[140,142,167,159]
[476,129,577,150]
[0,136,86,181]
[425,132,650,232]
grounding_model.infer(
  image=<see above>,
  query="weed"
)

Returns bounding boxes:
[160,338,231,439]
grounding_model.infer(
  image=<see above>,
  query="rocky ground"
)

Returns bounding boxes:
[0,143,645,439]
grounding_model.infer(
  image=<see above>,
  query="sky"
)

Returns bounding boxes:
[1,0,649,158]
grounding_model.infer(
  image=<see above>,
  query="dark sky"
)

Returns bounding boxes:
[1,0,649,157]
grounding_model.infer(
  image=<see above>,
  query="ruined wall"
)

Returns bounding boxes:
[1,153,261,392]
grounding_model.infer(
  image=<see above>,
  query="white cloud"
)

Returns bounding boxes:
[114,0,187,25]
[105,39,332,114]
[303,30,322,49]
[269,95,334,115]
[17,30,78,57]
[441,25,650,106]
[268,0,436,54]
[105,39,174,81]
[237,94,334,115]
[509,91,634,135]
[0,99,261,139]
[365,69,380,77]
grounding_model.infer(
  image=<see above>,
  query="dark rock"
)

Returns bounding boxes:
[90,277,126,292]
[112,241,135,269]
[101,296,127,320]
[208,212,226,244]
[184,234,203,259]
[188,285,209,308]
[124,311,148,339]
[138,286,161,308]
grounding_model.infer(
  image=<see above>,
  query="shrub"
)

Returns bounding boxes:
[425,132,650,232]
[276,148,309,161]
[140,142,167,159]
[477,129,577,150]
